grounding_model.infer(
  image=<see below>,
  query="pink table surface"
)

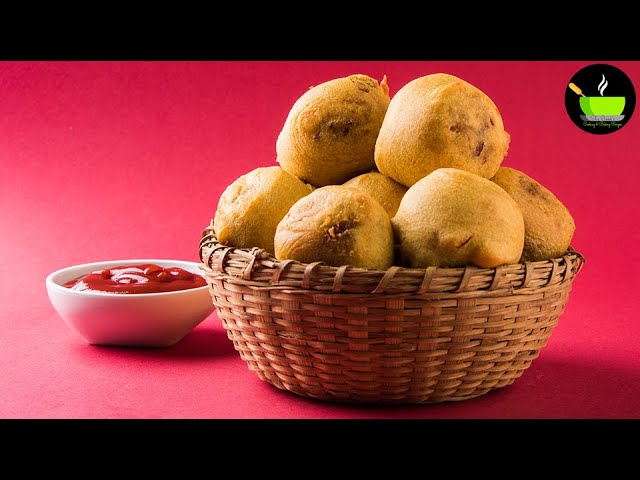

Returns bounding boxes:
[1,61,639,419]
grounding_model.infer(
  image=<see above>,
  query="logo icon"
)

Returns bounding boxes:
[565,64,635,135]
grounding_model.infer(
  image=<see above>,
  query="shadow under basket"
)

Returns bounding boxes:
[199,225,585,404]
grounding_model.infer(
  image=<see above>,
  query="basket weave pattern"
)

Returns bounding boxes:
[199,224,584,404]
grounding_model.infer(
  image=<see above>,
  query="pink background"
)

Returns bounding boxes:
[1,61,638,418]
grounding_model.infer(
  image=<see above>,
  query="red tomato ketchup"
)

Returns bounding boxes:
[64,264,207,294]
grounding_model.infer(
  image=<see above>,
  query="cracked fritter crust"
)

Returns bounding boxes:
[342,171,407,218]
[393,168,524,268]
[375,73,510,187]
[274,185,394,269]
[214,166,313,254]
[491,166,575,262]
[277,74,390,187]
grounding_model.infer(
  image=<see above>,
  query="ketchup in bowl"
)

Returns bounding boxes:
[64,264,207,294]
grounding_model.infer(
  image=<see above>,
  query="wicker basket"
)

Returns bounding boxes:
[199,223,585,404]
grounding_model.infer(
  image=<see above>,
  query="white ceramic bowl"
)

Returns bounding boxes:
[46,259,215,347]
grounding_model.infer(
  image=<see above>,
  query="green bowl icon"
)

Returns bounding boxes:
[579,96,625,116]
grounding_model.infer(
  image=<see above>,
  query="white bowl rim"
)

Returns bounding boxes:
[46,259,209,298]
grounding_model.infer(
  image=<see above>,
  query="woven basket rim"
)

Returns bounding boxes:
[199,221,585,403]
[199,222,585,296]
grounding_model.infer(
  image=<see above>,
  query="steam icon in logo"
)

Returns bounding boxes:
[565,63,635,135]
[569,75,625,121]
